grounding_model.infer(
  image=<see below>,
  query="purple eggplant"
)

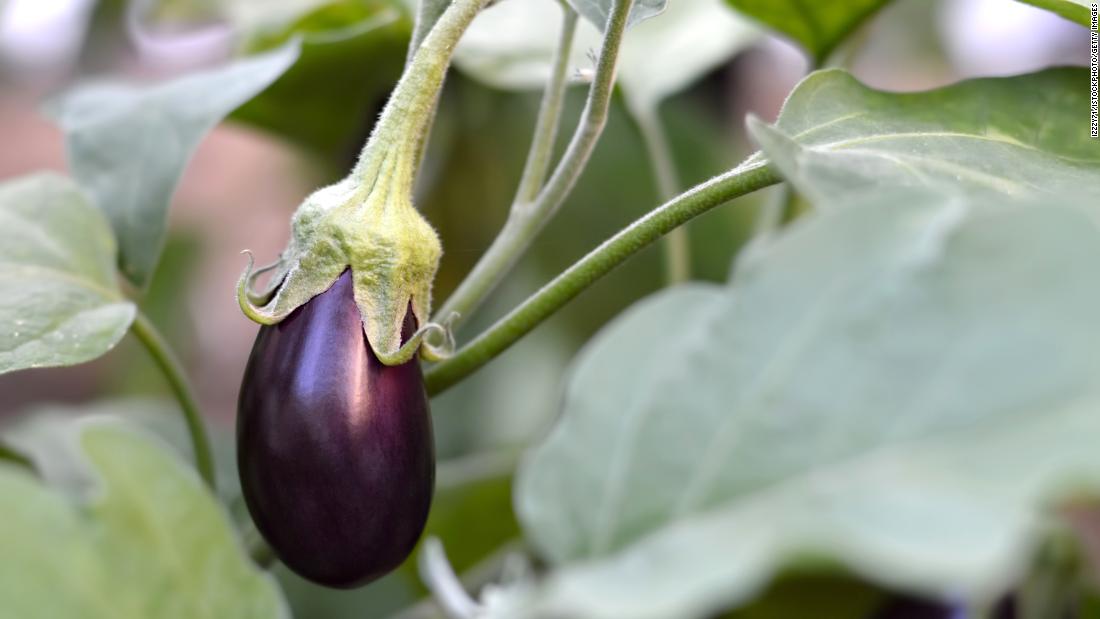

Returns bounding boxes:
[237,269,434,588]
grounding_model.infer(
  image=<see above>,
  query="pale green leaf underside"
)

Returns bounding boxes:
[44,41,300,287]
[1016,0,1092,25]
[724,0,890,62]
[618,0,759,111]
[748,68,1100,203]
[454,0,756,110]
[512,191,1100,619]
[0,418,287,619]
[569,0,667,31]
[0,173,135,375]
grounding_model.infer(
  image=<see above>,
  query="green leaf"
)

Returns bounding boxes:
[569,0,667,30]
[747,68,1100,204]
[0,173,135,375]
[723,0,890,63]
[1016,0,1093,25]
[44,41,300,287]
[0,416,287,618]
[506,189,1100,618]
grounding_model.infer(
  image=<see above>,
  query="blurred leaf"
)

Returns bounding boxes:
[222,0,343,31]
[569,0,667,30]
[0,416,287,618]
[0,173,135,375]
[452,0,589,91]
[618,0,757,112]
[1016,0,1092,25]
[425,451,519,572]
[4,398,241,504]
[455,0,754,107]
[101,234,202,404]
[276,565,421,619]
[232,1,410,159]
[723,0,889,63]
[747,68,1100,204]
[44,41,300,287]
[505,189,1100,618]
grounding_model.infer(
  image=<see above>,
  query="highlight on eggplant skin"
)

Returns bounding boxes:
[237,269,434,588]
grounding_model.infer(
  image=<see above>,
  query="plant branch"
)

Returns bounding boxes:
[130,311,216,490]
[425,158,781,394]
[513,4,579,205]
[630,102,689,283]
[433,0,632,327]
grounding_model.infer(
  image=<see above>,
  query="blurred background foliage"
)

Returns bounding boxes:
[0,0,1090,616]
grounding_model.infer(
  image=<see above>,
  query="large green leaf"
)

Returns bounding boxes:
[747,68,1100,204]
[723,0,890,64]
[500,189,1100,618]
[44,42,299,287]
[1016,0,1092,25]
[0,417,287,618]
[0,173,135,375]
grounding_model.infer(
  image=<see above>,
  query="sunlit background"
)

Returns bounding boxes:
[0,0,1091,616]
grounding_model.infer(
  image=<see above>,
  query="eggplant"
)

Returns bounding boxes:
[237,269,434,588]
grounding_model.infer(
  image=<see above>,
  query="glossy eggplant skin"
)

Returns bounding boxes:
[237,270,434,588]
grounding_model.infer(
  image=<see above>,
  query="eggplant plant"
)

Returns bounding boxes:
[0,0,1098,618]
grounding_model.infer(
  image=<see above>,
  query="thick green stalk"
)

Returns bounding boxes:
[630,102,689,283]
[426,158,781,394]
[130,311,216,490]
[434,0,632,327]
[353,0,490,197]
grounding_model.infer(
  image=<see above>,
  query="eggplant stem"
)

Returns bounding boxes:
[130,311,217,491]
